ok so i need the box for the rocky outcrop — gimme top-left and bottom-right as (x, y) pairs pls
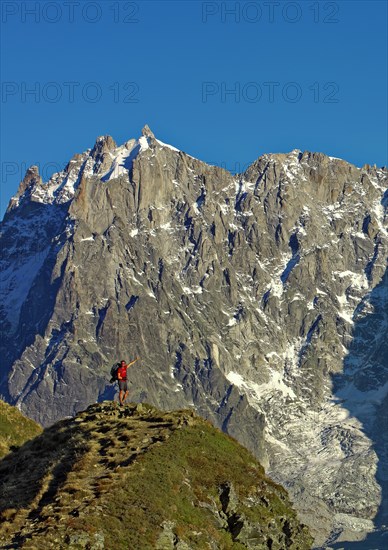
(0, 127), (387, 546)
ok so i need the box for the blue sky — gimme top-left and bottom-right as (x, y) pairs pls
(1, 0), (387, 217)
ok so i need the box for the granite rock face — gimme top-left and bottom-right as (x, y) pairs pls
(1, 127), (387, 547)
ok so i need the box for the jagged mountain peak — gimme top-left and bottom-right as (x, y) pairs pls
(249, 148), (347, 171)
(8, 128), (383, 221)
(90, 134), (117, 157)
(141, 123), (155, 138)
(3, 128), (189, 216)
(19, 164), (43, 192)
(23, 164), (41, 178)
(7, 165), (43, 212)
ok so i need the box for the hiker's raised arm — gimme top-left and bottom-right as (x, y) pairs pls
(128, 357), (139, 367)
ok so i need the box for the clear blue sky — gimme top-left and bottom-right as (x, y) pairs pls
(1, 0), (387, 217)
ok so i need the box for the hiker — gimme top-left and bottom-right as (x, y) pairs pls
(116, 358), (139, 406)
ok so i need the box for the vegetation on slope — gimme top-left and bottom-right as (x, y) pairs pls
(0, 402), (313, 549)
(0, 399), (42, 458)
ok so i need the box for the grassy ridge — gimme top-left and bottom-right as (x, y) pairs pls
(0, 402), (313, 549)
(0, 400), (42, 458)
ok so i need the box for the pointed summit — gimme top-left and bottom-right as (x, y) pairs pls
(23, 164), (40, 180)
(91, 135), (117, 159)
(6, 166), (43, 214)
(18, 165), (42, 195)
(141, 124), (155, 139)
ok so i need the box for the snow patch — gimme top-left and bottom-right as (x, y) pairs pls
(156, 138), (180, 152)
(0, 247), (50, 332)
(139, 136), (150, 152)
(100, 144), (138, 181)
(182, 286), (203, 295)
(226, 369), (296, 400)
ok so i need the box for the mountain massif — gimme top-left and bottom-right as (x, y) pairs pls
(1, 125), (387, 547)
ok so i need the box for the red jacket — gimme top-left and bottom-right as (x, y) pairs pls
(117, 365), (127, 380)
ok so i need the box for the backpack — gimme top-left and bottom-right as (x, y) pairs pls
(110, 363), (120, 383)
